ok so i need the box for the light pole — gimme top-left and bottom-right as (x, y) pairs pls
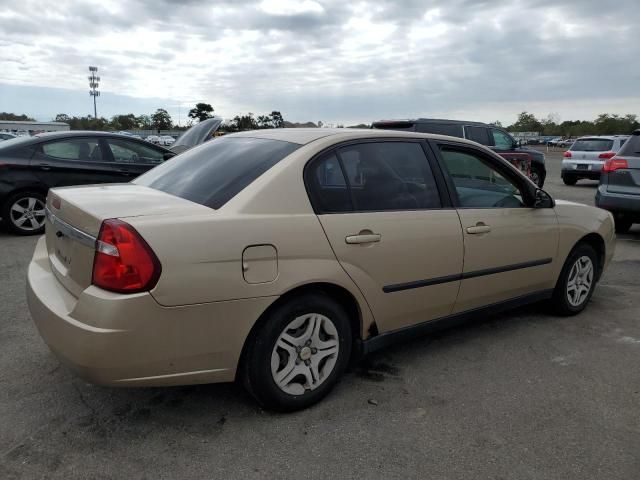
(88, 66), (100, 119)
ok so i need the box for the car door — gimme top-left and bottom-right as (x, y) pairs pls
(431, 140), (558, 313)
(31, 136), (120, 188)
(306, 140), (464, 332)
(102, 137), (166, 179)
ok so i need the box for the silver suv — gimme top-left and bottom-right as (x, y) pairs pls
(562, 135), (628, 185)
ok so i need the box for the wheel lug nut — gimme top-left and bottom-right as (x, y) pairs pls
(311, 348), (317, 354)
(304, 360), (310, 366)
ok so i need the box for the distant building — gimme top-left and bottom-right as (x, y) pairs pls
(0, 120), (70, 135)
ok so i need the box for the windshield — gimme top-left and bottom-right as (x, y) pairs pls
(570, 138), (614, 152)
(134, 136), (300, 209)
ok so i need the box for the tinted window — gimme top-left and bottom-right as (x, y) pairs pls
(465, 126), (490, 145)
(491, 128), (514, 149)
(338, 142), (441, 211)
(415, 123), (463, 137)
(439, 147), (524, 208)
(0, 136), (37, 158)
(134, 137), (299, 209)
(107, 139), (164, 164)
(40, 138), (102, 161)
(617, 134), (640, 157)
(307, 153), (352, 213)
(570, 138), (614, 152)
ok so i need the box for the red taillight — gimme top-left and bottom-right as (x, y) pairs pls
(92, 219), (161, 293)
(602, 157), (629, 173)
(563, 151), (572, 158)
(598, 151), (616, 159)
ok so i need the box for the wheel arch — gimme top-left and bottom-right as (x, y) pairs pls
(576, 232), (606, 281)
(235, 281), (365, 381)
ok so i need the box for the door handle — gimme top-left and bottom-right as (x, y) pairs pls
(466, 223), (491, 234)
(345, 232), (381, 244)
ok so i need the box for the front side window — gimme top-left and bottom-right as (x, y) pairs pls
(107, 139), (164, 164)
(40, 138), (102, 161)
(439, 146), (525, 208)
(491, 129), (514, 150)
(134, 137), (300, 209)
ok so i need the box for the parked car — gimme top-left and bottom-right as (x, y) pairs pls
(170, 116), (223, 154)
(27, 128), (614, 411)
(0, 131), (175, 235)
(558, 138), (576, 148)
(159, 135), (176, 146)
(0, 132), (17, 141)
(145, 135), (161, 144)
(595, 130), (640, 232)
(561, 135), (629, 185)
(372, 118), (547, 187)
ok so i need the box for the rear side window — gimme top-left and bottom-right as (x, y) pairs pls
(617, 134), (640, 157)
(415, 123), (463, 137)
(570, 138), (614, 152)
(306, 141), (441, 213)
(39, 138), (101, 161)
(134, 137), (300, 209)
(465, 126), (490, 145)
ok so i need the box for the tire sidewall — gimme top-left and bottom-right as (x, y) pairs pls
(2, 191), (46, 235)
(553, 244), (598, 315)
(245, 293), (352, 411)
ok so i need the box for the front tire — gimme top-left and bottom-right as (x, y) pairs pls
(550, 244), (598, 316)
(530, 166), (544, 187)
(2, 191), (47, 235)
(242, 293), (352, 412)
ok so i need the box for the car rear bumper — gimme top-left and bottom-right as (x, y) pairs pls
(27, 236), (276, 387)
(596, 187), (640, 218)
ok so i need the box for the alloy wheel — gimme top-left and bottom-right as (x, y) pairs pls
(271, 313), (339, 395)
(10, 196), (46, 232)
(566, 255), (594, 307)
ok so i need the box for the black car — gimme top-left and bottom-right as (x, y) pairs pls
(372, 118), (547, 187)
(595, 129), (640, 233)
(0, 131), (175, 235)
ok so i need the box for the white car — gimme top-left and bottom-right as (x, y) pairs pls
(561, 135), (629, 185)
(159, 135), (175, 146)
(146, 135), (161, 144)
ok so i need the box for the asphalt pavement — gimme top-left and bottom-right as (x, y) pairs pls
(1, 148), (638, 479)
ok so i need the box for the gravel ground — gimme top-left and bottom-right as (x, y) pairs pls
(1, 148), (638, 479)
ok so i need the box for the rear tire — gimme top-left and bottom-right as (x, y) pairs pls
(241, 293), (352, 412)
(550, 243), (598, 316)
(2, 191), (47, 235)
(614, 218), (632, 234)
(530, 166), (544, 187)
(562, 175), (578, 186)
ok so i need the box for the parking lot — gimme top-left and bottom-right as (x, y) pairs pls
(1, 147), (638, 479)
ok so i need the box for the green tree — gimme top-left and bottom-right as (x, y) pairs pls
(0, 112), (35, 121)
(509, 111), (542, 132)
(230, 113), (258, 131)
(110, 113), (137, 131)
(54, 113), (71, 123)
(256, 115), (271, 129)
(151, 108), (172, 130)
(269, 111), (285, 128)
(188, 103), (215, 122)
(135, 114), (152, 129)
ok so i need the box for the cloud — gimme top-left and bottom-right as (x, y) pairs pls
(0, 0), (638, 125)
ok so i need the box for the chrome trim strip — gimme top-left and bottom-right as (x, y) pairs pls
(45, 206), (97, 249)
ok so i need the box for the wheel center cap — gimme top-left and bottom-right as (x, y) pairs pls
(299, 346), (312, 361)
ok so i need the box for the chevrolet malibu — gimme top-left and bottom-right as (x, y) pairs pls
(27, 129), (615, 411)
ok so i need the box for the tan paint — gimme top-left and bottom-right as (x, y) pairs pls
(28, 129), (616, 388)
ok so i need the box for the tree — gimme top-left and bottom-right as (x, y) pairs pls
(269, 111), (285, 128)
(135, 114), (152, 129)
(490, 120), (503, 127)
(110, 113), (137, 131)
(0, 112), (35, 121)
(256, 115), (271, 129)
(188, 103), (214, 122)
(230, 113), (258, 131)
(151, 108), (172, 130)
(509, 111), (542, 132)
(54, 113), (71, 123)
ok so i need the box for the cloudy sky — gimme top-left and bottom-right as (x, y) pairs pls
(1, 0), (639, 126)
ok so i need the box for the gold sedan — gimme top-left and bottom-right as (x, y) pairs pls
(27, 129), (615, 411)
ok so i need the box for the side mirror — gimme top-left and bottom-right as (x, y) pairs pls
(534, 188), (554, 208)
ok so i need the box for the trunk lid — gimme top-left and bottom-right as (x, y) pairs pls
(45, 183), (213, 297)
(606, 155), (640, 195)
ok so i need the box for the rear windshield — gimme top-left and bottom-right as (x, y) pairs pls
(133, 136), (300, 209)
(570, 138), (614, 152)
(616, 134), (640, 157)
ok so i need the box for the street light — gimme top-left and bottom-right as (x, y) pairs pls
(88, 66), (100, 119)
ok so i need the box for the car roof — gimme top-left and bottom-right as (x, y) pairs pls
(230, 127), (482, 146)
(575, 135), (630, 140)
(373, 118), (489, 127)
